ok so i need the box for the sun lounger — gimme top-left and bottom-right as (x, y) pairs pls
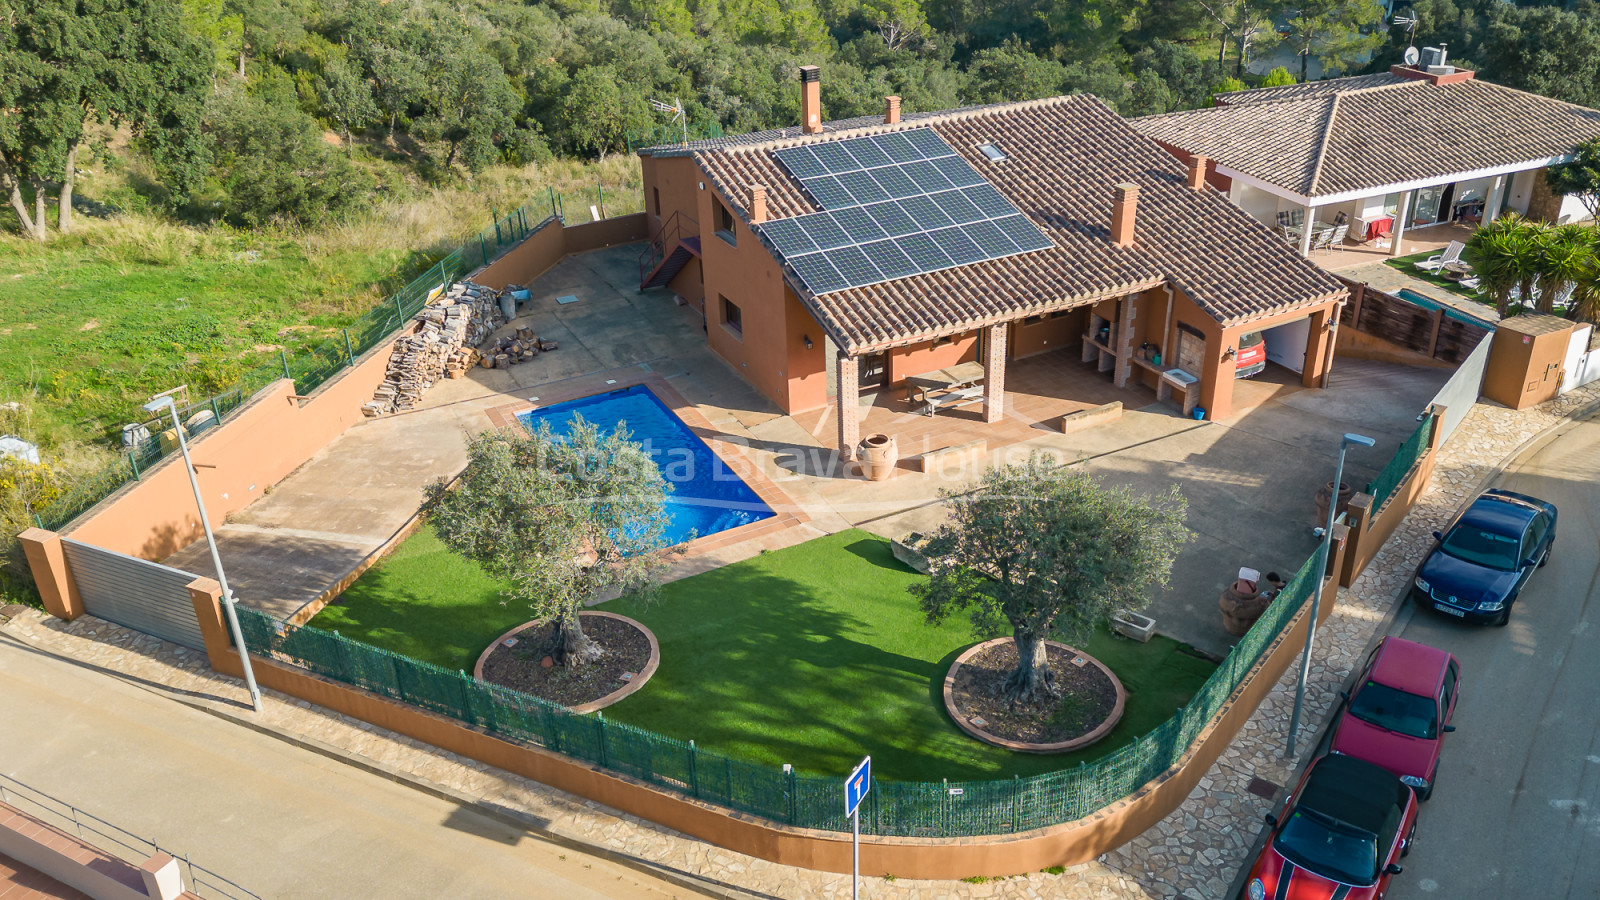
(1415, 241), (1465, 273)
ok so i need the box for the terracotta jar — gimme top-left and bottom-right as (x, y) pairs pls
(1312, 480), (1356, 527)
(859, 433), (898, 481)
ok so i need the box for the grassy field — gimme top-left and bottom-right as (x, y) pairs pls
(0, 156), (643, 452)
(317, 527), (1216, 781)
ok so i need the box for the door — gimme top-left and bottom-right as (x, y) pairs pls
(859, 352), (887, 390)
(1410, 185), (1446, 228)
(1176, 329), (1205, 376)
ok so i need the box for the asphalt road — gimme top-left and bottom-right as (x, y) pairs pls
(1385, 414), (1600, 898)
(0, 635), (711, 900)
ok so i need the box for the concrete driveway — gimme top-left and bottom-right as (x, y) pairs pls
(1382, 414), (1600, 898)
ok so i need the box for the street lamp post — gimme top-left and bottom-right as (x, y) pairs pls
(1286, 431), (1375, 757)
(144, 396), (263, 713)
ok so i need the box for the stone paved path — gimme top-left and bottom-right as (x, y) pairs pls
(6, 384), (1596, 899)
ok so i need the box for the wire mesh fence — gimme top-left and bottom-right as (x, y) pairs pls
(235, 543), (1326, 838)
(33, 188), (631, 533)
(0, 773), (261, 900)
(1367, 414), (1437, 511)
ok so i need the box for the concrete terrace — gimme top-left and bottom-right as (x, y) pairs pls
(169, 241), (1451, 657)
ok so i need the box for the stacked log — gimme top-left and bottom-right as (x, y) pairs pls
(364, 282), (510, 416)
(479, 326), (557, 368)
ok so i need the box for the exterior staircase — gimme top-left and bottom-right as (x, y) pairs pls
(639, 212), (701, 290)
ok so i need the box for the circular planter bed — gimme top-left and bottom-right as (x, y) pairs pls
(474, 611), (659, 714)
(943, 637), (1126, 753)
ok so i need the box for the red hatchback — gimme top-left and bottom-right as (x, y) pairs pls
(1329, 637), (1460, 801)
(1244, 754), (1418, 900)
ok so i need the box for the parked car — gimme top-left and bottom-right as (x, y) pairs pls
(1235, 331), (1266, 378)
(1329, 637), (1460, 801)
(1243, 754), (1417, 900)
(1410, 489), (1557, 626)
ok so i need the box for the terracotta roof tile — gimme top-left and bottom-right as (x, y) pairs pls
(1134, 74), (1600, 198)
(693, 95), (1343, 354)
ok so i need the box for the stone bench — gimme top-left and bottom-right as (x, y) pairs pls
(913, 438), (988, 474)
(1058, 401), (1123, 434)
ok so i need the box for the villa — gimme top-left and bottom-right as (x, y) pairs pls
(1133, 50), (1600, 258)
(636, 67), (1346, 456)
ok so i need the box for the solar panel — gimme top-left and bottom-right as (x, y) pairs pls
(859, 239), (920, 280)
(903, 128), (956, 159)
(837, 170), (890, 205)
(927, 227), (987, 266)
(760, 217), (818, 256)
(932, 190), (986, 225)
(762, 127), (1053, 294)
(830, 207), (887, 244)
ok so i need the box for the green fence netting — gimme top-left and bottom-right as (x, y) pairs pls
(233, 543), (1327, 838)
(34, 192), (615, 533)
(1366, 414), (1436, 511)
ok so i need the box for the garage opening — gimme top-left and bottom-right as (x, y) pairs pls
(1260, 316), (1312, 375)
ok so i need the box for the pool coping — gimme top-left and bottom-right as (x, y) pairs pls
(483, 372), (810, 560)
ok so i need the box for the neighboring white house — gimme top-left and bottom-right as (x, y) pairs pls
(1133, 51), (1600, 257)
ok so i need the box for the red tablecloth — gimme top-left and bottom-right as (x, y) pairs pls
(1364, 216), (1394, 241)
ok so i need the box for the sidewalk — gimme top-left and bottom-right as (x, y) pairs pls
(6, 383), (1596, 899)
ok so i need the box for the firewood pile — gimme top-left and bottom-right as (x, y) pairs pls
(364, 282), (528, 416)
(477, 327), (558, 371)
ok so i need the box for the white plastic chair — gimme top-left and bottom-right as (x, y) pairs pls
(1415, 241), (1465, 273)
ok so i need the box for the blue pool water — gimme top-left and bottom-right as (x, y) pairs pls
(516, 385), (775, 545)
(1396, 289), (1496, 329)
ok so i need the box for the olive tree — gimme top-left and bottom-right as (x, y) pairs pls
(425, 418), (675, 667)
(911, 454), (1189, 709)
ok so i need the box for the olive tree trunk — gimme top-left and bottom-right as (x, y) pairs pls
(1003, 629), (1059, 709)
(57, 144), (77, 234)
(547, 611), (604, 668)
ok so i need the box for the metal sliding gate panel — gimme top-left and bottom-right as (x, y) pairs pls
(60, 540), (206, 651)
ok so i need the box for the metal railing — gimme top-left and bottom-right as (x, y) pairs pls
(33, 186), (641, 534)
(235, 544), (1327, 838)
(0, 773), (261, 900)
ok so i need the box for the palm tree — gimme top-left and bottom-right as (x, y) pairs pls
(1535, 224), (1592, 315)
(1466, 216), (1543, 317)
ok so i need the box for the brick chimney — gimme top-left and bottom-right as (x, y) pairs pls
(748, 184), (768, 224)
(1111, 183), (1139, 248)
(799, 65), (823, 134)
(1186, 154), (1208, 191)
(884, 95), (902, 125)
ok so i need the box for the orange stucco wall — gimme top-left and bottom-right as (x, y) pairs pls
(474, 214), (649, 291)
(642, 155), (704, 240)
(64, 336), (402, 561)
(886, 335), (979, 384)
(1011, 309), (1086, 359)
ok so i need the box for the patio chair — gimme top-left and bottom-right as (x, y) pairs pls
(1274, 210), (1304, 229)
(1332, 211), (1349, 226)
(1313, 223), (1349, 253)
(1415, 241), (1465, 273)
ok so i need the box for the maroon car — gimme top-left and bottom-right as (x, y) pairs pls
(1329, 637), (1460, 801)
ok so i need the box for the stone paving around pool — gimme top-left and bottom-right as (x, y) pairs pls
(9, 380), (1596, 899)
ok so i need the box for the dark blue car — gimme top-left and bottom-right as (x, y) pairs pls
(1410, 489), (1557, 626)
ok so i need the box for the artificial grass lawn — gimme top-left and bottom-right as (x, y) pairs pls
(1382, 249), (1498, 310)
(318, 527), (1216, 782)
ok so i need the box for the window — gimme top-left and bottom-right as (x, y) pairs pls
(1439, 662), (1459, 720)
(653, 187), (661, 217)
(716, 201), (737, 245)
(1523, 513), (1550, 563)
(977, 143), (1006, 162)
(721, 295), (742, 336)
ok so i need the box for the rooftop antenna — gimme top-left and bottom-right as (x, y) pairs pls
(650, 97), (688, 146)
(1392, 10), (1420, 54)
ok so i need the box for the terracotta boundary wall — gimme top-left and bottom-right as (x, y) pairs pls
(178, 536), (1348, 880)
(1338, 405), (1446, 587)
(473, 213), (650, 291)
(0, 801), (193, 900)
(59, 330), (406, 562)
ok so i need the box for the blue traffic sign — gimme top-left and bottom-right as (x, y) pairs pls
(845, 756), (871, 818)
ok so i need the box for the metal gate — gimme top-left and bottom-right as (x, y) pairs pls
(61, 540), (205, 650)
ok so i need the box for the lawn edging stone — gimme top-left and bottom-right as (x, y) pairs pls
(943, 638), (1127, 754)
(474, 611), (660, 714)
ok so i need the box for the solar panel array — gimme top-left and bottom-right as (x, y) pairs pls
(759, 129), (1053, 295)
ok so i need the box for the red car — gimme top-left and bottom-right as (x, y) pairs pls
(1244, 754), (1417, 900)
(1329, 637), (1460, 801)
(1235, 331), (1267, 378)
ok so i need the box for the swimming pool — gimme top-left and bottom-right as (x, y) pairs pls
(517, 385), (775, 545)
(1396, 289), (1497, 329)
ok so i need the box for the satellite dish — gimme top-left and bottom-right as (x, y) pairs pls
(1404, 46), (1421, 66)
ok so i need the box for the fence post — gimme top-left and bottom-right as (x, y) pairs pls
(280, 350), (290, 380)
(210, 396), (221, 423)
(595, 714), (609, 768)
(128, 449), (141, 481)
(343, 329), (356, 366)
(785, 764), (797, 824)
(549, 186), (556, 219)
(495, 217), (503, 246)
(688, 740), (699, 798)
(597, 181), (606, 219)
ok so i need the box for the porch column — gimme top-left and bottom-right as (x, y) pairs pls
(1304, 306), (1337, 389)
(983, 323), (1007, 424)
(837, 352), (860, 460)
(1112, 295), (1137, 387)
(1298, 203), (1316, 257)
(1485, 174), (1508, 222)
(1389, 191), (1413, 258)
